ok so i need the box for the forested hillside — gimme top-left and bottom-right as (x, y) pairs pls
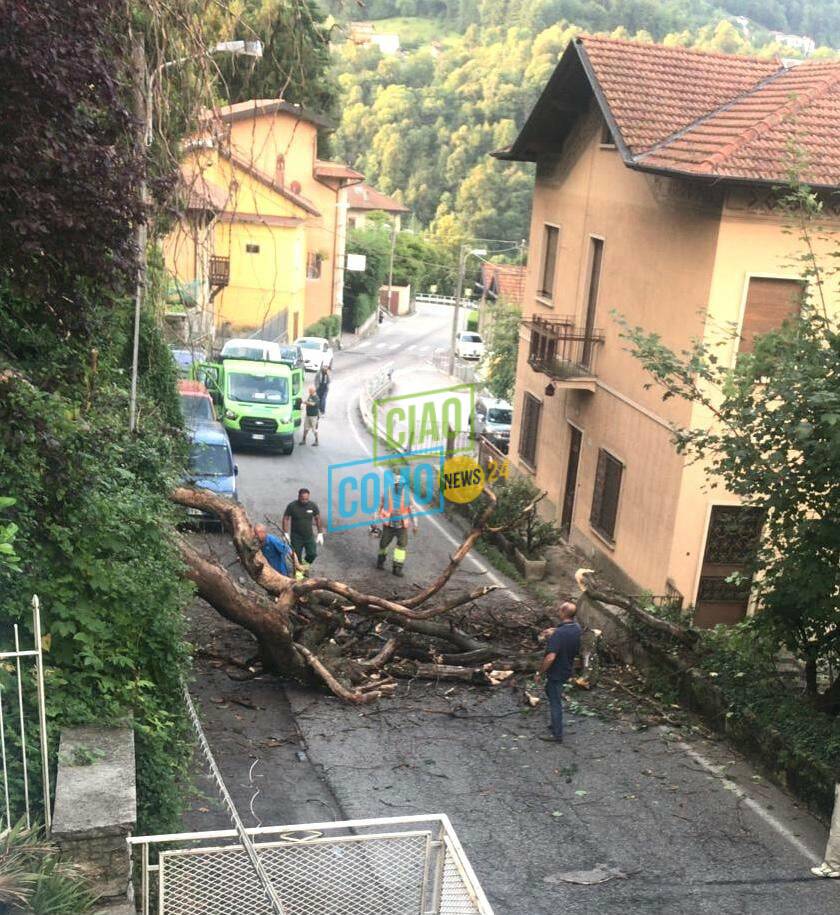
(328, 1), (837, 245)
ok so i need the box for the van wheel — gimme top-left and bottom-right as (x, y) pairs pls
(282, 442), (294, 455)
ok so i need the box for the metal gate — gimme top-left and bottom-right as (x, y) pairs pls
(0, 595), (51, 834)
(129, 814), (494, 915)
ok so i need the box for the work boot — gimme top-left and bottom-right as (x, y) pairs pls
(392, 563), (404, 577)
(376, 554), (386, 570)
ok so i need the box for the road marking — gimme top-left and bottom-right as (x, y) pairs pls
(345, 389), (512, 594)
(375, 342), (389, 350)
(675, 738), (821, 862)
(406, 344), (417, 352)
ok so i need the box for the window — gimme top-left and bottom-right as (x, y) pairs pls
(538, 225), (559, 300)
(739, 278), (803, 353)
(590, 448), (623, 542)
(245, 243), (260, 254)
(307, 252), (322, 279)
(518, 393), (542, 468)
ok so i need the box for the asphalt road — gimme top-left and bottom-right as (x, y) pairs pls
(182, 304), (837, 915)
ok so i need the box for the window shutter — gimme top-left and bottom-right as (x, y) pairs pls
(739, 278), (803, 353)
(590, 449), (623, 541)
(518, 394), (542, 467)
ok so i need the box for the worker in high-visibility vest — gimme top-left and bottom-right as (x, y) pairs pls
(376, 474), (418, 576)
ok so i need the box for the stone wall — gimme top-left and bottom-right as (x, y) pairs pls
(51, 725), (136, 900)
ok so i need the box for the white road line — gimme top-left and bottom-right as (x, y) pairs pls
(406, 344), (417, 352)
(375, 342), (389, 350)
(345, 391), (513, 594)
(675, 738), (821, 862)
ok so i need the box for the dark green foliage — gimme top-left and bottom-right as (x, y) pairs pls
(304, 315), (341, 338)
(482, 299), (521, 401)
(345, 226), (391, 328)
(480, 476), (561, 559)
(0, 328), (191, 832)
(0, 0), (143, 342)
(217, 0), (338, 118)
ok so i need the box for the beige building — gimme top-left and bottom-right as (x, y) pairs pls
(347, 182), (410, 231)
(497, 37), (840, 625)
(166, 100), (363, 344)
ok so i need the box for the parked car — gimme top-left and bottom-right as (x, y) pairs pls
(170, 346), (201, 377)
(278, 343), (304, 368)
(220, 338), (286, 362)
(178, 379), (216, 427)
(475, 396), (512, 453)
(183, 422), (238, 528)
(455, 331), (485, 361)
(293, 336), (334, 372)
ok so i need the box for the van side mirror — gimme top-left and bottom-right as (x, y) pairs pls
(294, 398), (302, 410)
(234, 465), (239, 476)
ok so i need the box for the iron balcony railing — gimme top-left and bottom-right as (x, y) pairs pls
(209, 255), (230, 288)
(525, 314), (604, 379)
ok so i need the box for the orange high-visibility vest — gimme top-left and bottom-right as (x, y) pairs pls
(379, 486), (412, 528)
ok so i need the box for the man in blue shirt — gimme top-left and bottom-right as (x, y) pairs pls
(254, 524), (294, 577)
(535, 601), (581, 742)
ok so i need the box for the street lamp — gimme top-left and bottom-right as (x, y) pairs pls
(129, 38), (263, 433)
(448, 246), (486, 375)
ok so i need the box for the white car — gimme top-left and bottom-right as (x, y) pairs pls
(455, 331), (485, 361)
(294, 336), (334, 372)
(220, 338), (286, 362)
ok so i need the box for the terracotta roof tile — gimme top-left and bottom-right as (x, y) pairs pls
(579, 36), (779, 154)
(347, 182), (410, 213)
(638, 62), (840, 185)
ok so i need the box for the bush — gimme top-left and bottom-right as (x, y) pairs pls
(0, 290), (191, 835)
(478, 476), (561, 559)
(303, 314), (340, 339)
(466, 310), (479, 332)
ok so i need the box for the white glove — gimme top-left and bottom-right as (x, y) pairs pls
(316, 532), (324, 546)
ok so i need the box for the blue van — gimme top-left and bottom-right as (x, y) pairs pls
(183, 422), (238, 528)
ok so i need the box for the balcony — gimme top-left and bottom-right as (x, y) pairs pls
(209, 255), (230, 288)
(525, 314), (604, 392)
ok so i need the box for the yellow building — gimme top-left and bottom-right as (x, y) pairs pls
(165, 100), (362, 345)
(497, 37), (840, 625)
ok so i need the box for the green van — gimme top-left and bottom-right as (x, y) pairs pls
(193, 358), (303, 454)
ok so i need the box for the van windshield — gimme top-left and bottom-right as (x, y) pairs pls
(223, 346), (265, 361)
(189, 442), (233, 477)
(228, 372), (288, 404)
(488, 408), (512, 424)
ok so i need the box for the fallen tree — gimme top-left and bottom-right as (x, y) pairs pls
(172, 486), (548, 703)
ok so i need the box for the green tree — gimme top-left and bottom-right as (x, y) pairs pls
(215, 0), (338, 116)
(344, 225), (391, 327)
(482, 299), (521, 400)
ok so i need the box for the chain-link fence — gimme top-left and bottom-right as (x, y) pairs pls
(129, 815), (493, 915)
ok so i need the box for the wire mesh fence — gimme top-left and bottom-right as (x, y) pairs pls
(130, 815), (494, 915)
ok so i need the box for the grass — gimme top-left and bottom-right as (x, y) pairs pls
(360, 16), (459, 49)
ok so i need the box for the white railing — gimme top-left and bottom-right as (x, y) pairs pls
(0, 596), (51, 833)
(128, 814), (494, 915)
(414, 294), (473, 309)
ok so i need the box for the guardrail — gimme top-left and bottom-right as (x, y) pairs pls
(414, 294), (474, 309)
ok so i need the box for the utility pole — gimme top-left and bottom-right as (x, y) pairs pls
(448, 244), (467, 376)
(384, 217), (397, 320)
(129, 33), (148, 434)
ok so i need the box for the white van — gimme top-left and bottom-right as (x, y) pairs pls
(475, 396), (512, 447)
(220, 338), (286, 362)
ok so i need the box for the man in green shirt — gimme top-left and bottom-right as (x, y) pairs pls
(282, 488), (324, 566)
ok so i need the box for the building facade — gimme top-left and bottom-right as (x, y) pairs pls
(165, 100), (362, 345)
(498, 37), (840, 625)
